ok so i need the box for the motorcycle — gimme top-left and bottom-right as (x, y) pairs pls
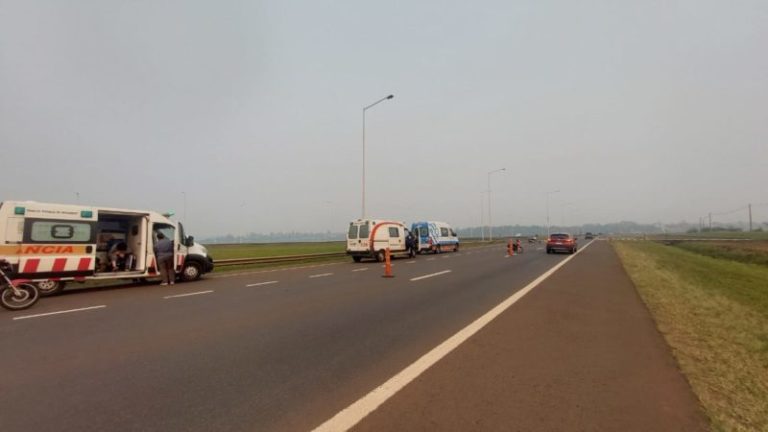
(0, 259), (39, 311)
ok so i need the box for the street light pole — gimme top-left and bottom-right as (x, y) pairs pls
(487, 168), (505, 241)
(362, 94), (394, 219)
(546, 189), (560, 237)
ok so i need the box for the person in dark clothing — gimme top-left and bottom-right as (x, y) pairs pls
(405, 230), (416, 258)
(153, 232), (175, 285)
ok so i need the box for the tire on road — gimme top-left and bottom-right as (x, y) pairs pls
(36, 280), (65, 297)
(181, 261), (202, 282)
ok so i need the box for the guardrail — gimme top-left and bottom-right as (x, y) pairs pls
(211, 240), (507, 268)
(213, 252), (348, 267)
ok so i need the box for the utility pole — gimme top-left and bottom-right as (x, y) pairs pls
(699, 216), (702, 233)
(749, 203), (753, 232)
(708, 212), (712, 231)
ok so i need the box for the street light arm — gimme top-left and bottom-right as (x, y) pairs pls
(363, 94), (395, 111)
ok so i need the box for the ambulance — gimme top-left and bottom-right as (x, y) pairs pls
(346, 218), (411, 262)
(410, 221), (459, 253)
(0, 201), (214, 296)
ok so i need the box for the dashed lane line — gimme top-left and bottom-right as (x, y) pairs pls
(246, 281), (279, 287)
(12, 305), (107, 321)
(410, 270), (452, 282)
(163, 290), (214, 299)
(352, 268), (369, 272)
(309, 273), (334, 279)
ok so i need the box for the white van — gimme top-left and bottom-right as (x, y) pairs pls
(346, 218), (411, 262)
(0, 201), (213, 295)
(410, 221), (459, 253)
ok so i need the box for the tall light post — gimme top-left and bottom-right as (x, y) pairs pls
(361, 94), (394, 219)
(487, 168), (505, 241)
(545, 189), (560, 237)
(181, 192), (187, 223)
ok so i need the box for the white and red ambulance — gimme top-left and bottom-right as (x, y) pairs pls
(346, 218), (411, 262)
(0, 201), (213, 295)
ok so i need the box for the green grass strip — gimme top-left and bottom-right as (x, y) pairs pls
(614, 241), (768, 432)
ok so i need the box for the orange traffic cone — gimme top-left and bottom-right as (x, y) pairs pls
(507, 239), (514, 256)
(383, 248), (394, 278)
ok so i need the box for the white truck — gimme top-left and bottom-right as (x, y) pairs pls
(0, 201), (213, 295)
(346, 218), (412, 262)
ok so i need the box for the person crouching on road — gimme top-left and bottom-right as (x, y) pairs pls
(154, 232), (175, 286)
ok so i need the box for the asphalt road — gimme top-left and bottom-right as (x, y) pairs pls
(0, 241), (706, 431)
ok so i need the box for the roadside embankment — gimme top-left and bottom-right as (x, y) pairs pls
(614, 240), (768, 432)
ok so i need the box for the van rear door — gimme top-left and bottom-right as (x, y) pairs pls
(18, 218), (96, 279)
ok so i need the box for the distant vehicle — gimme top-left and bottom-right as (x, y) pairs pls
(546, 233), (578, 254)
(0, 200), (213, 296)
(410, 221), (459, 253)
(528, 235), (538, 244)
(347, 218), (410, 262)
(585, 232), (595, 240)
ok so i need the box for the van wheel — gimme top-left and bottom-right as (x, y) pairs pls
(353, 256), (362, 263)
(181, 261), (202, 281)
(36, 280), (65, 297)
(436, 245), (442, 254)
(376, 250), (385, 262)
(454, 244), (459, 252)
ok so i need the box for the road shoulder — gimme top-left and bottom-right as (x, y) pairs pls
(352, 241), (709, 431)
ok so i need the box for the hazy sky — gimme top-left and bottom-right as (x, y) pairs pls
(1, 0), (766, 236)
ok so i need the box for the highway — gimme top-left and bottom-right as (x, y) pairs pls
(0, 241), (707, 431)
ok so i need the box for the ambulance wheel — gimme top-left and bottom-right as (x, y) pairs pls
(36, 280), (65, 297)
(454, 244), (459, 252)
(436, 245), (442, 254)
(181, 261), (202, 281)
(353, 256), (362, 263)
(375, 250), (385, 262)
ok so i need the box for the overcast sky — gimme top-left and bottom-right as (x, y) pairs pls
(1, 0), (766, 237)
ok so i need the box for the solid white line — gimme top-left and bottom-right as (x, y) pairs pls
(163, 290), (214, 299)
(352, 268), (369, 272)
(12, 305), (107, 320)
(405, 261), (416, 264)
(246, 281), (278, 287)
(410, 270), (452, 281)
(312, 241), (593, 432)
(309, 272), (333, 278)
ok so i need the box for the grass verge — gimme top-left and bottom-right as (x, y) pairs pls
(613, 241), (768, 432)
(671, 241), (768, 267)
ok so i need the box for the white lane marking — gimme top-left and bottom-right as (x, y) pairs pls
(312, 241), (593, 432)
(352, 268), (369, 272)
(12, 305), (106, 321)
(442, 255), (450, 259)
(405, 261), (416, 264)
(309, 272), (334, 278)
(410, 270), (452, 281)
(164, 290), (214, 299)
(246, 281), (278, 287)
(426, 258), (436, 261)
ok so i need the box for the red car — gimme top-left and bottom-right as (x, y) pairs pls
(546, 233), (577, 254)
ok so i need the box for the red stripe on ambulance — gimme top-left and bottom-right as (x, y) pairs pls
(77, 257), (91, 271)
(52, 258), (67, 272)
(23, 259), (40, 273)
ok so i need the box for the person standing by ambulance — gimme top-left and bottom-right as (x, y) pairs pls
(154, 232), (175, 285)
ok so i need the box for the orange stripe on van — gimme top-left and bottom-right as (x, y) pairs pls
(0, 244), (89, 256)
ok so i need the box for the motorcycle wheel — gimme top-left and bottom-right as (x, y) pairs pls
(1, 284), (40, 311)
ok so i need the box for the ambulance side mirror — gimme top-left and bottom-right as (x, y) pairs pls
(186, 236), (195, 247)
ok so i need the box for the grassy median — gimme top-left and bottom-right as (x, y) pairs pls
(613, 241), (768, 432)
